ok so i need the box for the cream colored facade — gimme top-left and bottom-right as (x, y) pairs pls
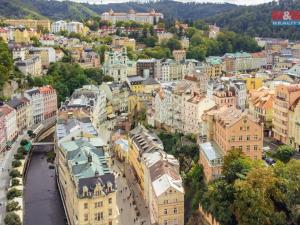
(289, 99), (300, 152)
(112, 36), (136, 50)
(129, 126), (184, 225)
(172, 50), (186, 62)
(248, 87), (274, 131)
(15, 56), (42, 76)
(5, 19), (51, 31)
(182, 94), (216, 134)
(57, 139), (117, 225)
(143, 155), (184, 225)
(273, 84), (300, 144)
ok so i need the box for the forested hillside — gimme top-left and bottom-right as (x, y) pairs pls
(0, 0), (236, 21)
(206, 0), (300, 40)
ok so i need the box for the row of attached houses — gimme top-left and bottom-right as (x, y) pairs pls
(127, 125), (185, 225)
(0, 85), (57, 151)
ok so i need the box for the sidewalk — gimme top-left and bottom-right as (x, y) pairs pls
(114, 159), (151, 225)
(0, 134), (24, 225)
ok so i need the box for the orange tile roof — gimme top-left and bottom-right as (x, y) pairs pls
(39, 85), (54, 93)
(0, 105), (14, 115)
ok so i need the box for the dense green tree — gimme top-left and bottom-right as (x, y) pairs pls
(187, 45), (207, 61)
(6, 201), (21, 212)
(165, 38), (182, 51)
(234, 167), (286, 225)
(202, 179), (236, 225)
(143, 36), (157, 48)
(9, 170), (21, 178)
(222, 149), (253, 183)
(275, 160), (300, 224)
(0, 39), (13, 88)
(273, 145), (295, 163)
(102, 75), (114, 82)
(4, 212), (21, 225)
(11, 179), (20, 187)
(84, 68), (103, 85)
(11, 160), (22, 168)
(20, 139), (29, 146)
(194, 19), (209, 31)
(30, 36), (41, 47)
(185, 164), (206, 210)
(7, 189), (22, 200)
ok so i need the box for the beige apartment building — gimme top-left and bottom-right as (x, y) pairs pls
(128, 125), (164, 191)
(112, 36), (136, 50)
(8, 96), (31, 133)
(213, 89), (236, 108)
(15, 56), (42, 76)
(248, 87), (274, 133)
(144, 157), (184, 225)
(289, 98), (300, 152)
(129, 126), (185, 225)
(5, 19), (51, 31)
(273, 84), (300, 144)
(172, 50), (186, 62)
(57, 139), (117, 225)
(182, 93), (215, 134)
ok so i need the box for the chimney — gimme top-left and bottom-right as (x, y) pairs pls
(88, 154), (92, 163)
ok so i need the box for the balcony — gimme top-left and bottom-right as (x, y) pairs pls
(273, 119), (288, 130)
(273, 102), (289, 113)
(273, 112), (288, 122)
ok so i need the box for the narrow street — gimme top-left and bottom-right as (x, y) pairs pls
(98, 121), (151, 225)
(112, 160), (151, 225)
(0, 134), (25, 225)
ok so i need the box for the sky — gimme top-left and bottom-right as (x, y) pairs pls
(63, 0), (276, 6)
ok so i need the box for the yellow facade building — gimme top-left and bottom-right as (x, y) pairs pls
(57, 139), (117, 225)
(248, 87), (275, 132)
(242, 76), (264, 92)
(14, 28), (30, 43)
(112, 36), (136, 50)
(128, 125), (164, 191)
(5, 19), (51, 31)
(129, 125), (185, 225)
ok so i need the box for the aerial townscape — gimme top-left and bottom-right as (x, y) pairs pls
(0, 0), (300, 225)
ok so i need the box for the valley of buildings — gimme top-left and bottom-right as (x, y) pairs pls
(1, 10), (300, 225)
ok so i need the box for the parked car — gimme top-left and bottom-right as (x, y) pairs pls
(265, 157), (276, 165)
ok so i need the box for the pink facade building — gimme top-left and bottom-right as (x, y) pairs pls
(0, 112), (6, 152)
(213, 89), (236, 108)
(39, 85), (57, 119)
(0, 104), (17, 142)
(199, 106), (263, 182)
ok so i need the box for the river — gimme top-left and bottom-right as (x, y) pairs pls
(24, 135), (66, 225)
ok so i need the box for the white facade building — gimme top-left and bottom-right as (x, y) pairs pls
(51, 20), (67, 33)
(0, 105), (17, 142)
(24, 88), (44, 124)
(101, 9), (163, 25)
(51, 21), (83, 34)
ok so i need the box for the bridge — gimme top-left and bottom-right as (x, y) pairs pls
(30, 117), (56, 148)
(31, 142), (54, 146)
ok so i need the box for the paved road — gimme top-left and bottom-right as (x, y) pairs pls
(0, 134), (24, 225)
(97, 120), (151, 225)
(112, 160), (151, 225)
